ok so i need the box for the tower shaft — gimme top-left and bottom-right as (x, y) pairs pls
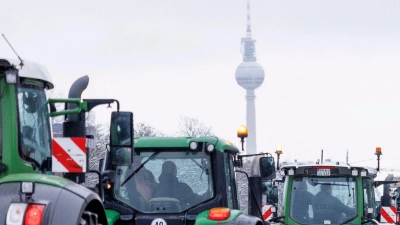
(246, 89), (257, 155)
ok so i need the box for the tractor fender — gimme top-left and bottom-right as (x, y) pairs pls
(0, 179), (107, 225)
(50, 181), (107, 224)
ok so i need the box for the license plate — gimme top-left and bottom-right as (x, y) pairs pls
(317, 169), (330, 176)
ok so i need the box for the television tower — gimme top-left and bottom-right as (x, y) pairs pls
(235, 0), (265, 155)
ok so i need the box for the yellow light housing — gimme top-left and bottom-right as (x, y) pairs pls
(237, 125), (248, 138)
(375, 147), (382, 155)
(275, 145), (283, 154)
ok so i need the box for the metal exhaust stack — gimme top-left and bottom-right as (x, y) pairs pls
(63, 75), (89, 137)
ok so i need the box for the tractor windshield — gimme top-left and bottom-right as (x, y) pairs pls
(290, 177), (357, 224)
(17, 81), (52, 169)
(114, 150), (214, 213)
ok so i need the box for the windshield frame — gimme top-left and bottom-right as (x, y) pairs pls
(17, 79), (52, 169)
(289, 176), (358, 225)
(113, 149), (214, 213)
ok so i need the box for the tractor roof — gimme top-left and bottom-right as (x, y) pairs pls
(280, 161), (377, 177)
(0, 58), (54, 89)
(134, 136), (240, 153)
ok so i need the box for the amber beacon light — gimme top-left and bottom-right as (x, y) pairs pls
(237, 125), (248, 151)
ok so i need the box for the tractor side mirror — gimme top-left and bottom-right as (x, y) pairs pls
(268, 186), (279, 204)
(260, 156), (276, 180)
(262, 181), (278, 204)
(110, 111), (134, 166)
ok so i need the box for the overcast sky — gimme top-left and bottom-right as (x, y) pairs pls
(2, 0), (400, 171)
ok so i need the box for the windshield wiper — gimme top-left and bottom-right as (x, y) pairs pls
(315, 182), (349, 187)
(121, 152), (160, 186)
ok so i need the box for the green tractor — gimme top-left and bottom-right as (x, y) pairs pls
(267, 147), (399, 225)
(0, 58), (133, 225)
(100, 125), (277, 225)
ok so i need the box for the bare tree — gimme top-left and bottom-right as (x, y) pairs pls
(177, 116), (214, 137)
(134, 122), (164, 137)
(89, 122), (109, 169)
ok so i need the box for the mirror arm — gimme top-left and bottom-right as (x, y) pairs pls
(273, 179), (285, 186)
(84, 99), (120, 112)
(238, 152), (273, 159)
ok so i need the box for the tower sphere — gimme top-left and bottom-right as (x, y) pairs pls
(235, 61), (265, 90)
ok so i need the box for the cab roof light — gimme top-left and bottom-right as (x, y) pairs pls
(5, 67), (18, 84)
(206, 143), (215, 152)
(361, 170), (367, 177)
(208, 207), (231, 221)
(288, 168), (295, 176)
(352, 169), (358, 176)
(24, 204), (45, 225)
(6, 203), (28, 225)
(189, 141), (198, 150)
(280, 170), (285, 176)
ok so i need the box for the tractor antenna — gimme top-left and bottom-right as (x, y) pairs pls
(2, 34), (24, 68)
(321, 149), (324, 164)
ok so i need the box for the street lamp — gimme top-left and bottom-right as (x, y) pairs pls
(275, 145), (283, 170)
(237, 125), (248, 151)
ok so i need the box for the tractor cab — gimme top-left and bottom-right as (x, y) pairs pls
(0, 58), (55, 176)
(102, 135), (276, 225)
(268, 148), (394, 225)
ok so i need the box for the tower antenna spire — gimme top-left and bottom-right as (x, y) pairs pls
(241, 0), (256, 62)
(246, 0), (252, 39)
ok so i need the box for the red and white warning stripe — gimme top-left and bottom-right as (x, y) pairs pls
(262, 205), (273, 221)
(381, 206), (397, 223)
(52, 137), (87, 173)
